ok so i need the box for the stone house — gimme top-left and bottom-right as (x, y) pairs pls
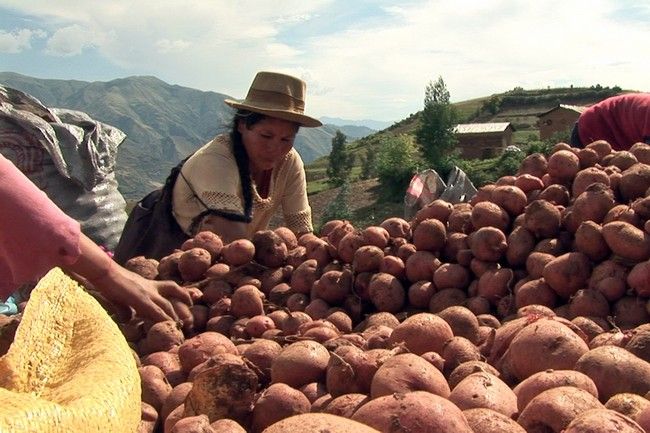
(453, 122), (515, 159)
(538, 104), (587, 140)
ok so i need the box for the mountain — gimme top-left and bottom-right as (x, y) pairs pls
(320, 116), (393, 131)
(0, 72), (378, 199)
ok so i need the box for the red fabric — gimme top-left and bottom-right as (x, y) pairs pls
(0, 153), (81, 300)
(578, 93), (650, 151)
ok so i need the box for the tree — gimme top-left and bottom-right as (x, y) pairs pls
(415, 76), (458, 176)
(376, 134), (420, 202)
(319, 179), (352, 227)
(326, 130), (354, 186)
(359, 148), (377, 180)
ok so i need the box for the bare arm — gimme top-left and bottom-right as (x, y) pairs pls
(64, 234), (191, 322)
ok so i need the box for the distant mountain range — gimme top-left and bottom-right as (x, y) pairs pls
(0, 72), (380, 199)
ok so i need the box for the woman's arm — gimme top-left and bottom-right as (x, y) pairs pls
(65, 233), (191, 322)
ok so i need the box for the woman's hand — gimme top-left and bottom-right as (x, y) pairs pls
(90, 265), (191, 323)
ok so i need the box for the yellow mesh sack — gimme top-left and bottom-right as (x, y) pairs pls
(0, 268), (141, 433)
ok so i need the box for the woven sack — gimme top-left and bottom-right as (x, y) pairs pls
(0, 267), (140, 433)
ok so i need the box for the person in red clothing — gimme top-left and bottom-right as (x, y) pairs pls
(0, 153), (190, 323)
(571, 92), (650, 150)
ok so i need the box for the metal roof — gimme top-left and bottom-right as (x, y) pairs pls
(453, 122), (513, 134)
(539, 104), (588, 116)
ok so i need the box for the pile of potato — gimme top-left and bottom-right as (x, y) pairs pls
(125, 140), (650, 433)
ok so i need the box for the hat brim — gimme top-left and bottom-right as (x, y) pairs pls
(225, 99), (322, 128)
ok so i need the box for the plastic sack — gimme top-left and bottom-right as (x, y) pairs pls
(0, 268), (141, 433)
(404, 167), (477, 219)
(0, 85), (127, 250)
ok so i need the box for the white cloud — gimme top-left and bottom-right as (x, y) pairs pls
(2, 0), (649, 120)
(0, 28), (45, 53)
(156, 39), (191, 54)
(44, 24), (106, 56)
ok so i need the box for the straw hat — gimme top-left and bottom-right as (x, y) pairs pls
(225, 71), (322, 127)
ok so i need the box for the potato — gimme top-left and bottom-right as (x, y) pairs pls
(513, 369), (598, 412)
(323, 393), (369, 418)
(602, 221), (650, 262)
(448, 361), (501, 390)
(463, 408), (526, 433)
(139, 365), (173, 412)
(138, 401), (158, 433)
(177, 331), (238, 374)
(352, 391), (473, 433)
(251, 382), (311, 433)
(405, 250), (440, 282)
(506, 226), (536, 267)
(160, 382), (193, 425)
(221, 239), (255, 267)
(210, 419), (247, 433)
(449, 372), (517, 417)
(230, 284), (264, 318)
(605, 393), (650, 420)
(504, 318), (589, 381)
(477, 268), (514, 306)
(352, 245), (384, 273)
(370, 353), (450, 399)
(387, 312), (453, 355)
(518, 153), (548, 178)
(429, 288), (467, 313)
(468, 226), (507, 262)
(574, 221), (610, 262)
(271, 340), (330, 388)
(142, 351), (186, 387)
(125, 256), (159, 280)
(379, 217), (411, 239)
(572, 166), (610, 197)
(433, 263), (471, 290)
(412, 218), (447, 252)
(515, 278), (557, 310)
(548, 149), (580, 181)
(367, 272), (405, 313)
(620, 163), (650, 201)
(436, 306), (480, 344)
(145, 320), (185, 353)
(442, 336), (482, 375)
(471, 201), (510, 231)
(524, 199), (562, 238)
(542, 252), (592, 299)
(575, 345), (650, 401)
(262, 413), (381, 433)
(170, 415), (214, 433)
(517, 386), (605, 433)
(563, 408), (645, 433)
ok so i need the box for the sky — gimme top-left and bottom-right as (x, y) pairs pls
(0, 0), (649, 124)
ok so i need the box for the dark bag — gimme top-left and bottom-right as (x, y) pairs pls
(113, 160), (190, 264)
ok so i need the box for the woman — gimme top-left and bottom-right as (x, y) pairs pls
(115, 71), (321, 262)
(0, 153), (190, 323)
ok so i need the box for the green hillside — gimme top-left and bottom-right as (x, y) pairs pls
(305, 84), (626, 194)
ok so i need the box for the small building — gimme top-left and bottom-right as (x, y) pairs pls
(538, 104), (587, 140)
(453, 122), (515, 159)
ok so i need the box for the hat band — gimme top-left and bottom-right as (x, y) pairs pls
(244, 88), (305, 113)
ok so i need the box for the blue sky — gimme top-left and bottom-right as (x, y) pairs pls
(0, 0), (648, 123)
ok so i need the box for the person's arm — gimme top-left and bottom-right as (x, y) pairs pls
(0, 153), (188, 322)
(65, 233), (191, 322)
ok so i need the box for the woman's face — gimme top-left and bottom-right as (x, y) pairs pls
(238, 116), (299, 172)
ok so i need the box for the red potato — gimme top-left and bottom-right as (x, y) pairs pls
(471, 201), (510, 231)
(447, 206), (474, 234)
(323, 393), (369, 418)
(370, 352), (450, 399)
(463, 408), (526, 433)
(539, 183), (570, 206)
(564, 183), (616, 233)
(177, 331), (238, 374)
(412, 218), (447, 252)
(336, 231), (366, 264)
(525, 252), (555, 279)
(139, 365), (172, 412)
(379, 255), (405, 279)
(620, 163), (650, 201)
(491, 185), (528, 216)
(442, 336), (482, 374)
(251, 383), (311, 433)
(221, 239), (255, 267)
(515, 174), (545, 192)
(517, 386), (605, 433)
(141, 351), (186, 387)
(574, 221), (610, 262)
(271, 340), (330, 388)
(352, 391), (473, 433)
(412, 199), (454, 226)
(604, 204), (642, 227)
(524, 199), (562, 238)
(575, 345), (650, 401)
(379, 217), (411, 239)
(361, 225), (390, 248)
(602, 221), (650, 262)
(548, 149), (580, 181)
(230, 285), (264, 318)
(436, 305), (481, 345)
(447, 361), (501, 390)
(468, 226), (507, 262)
(477, 268), (514, 306)
(513, 369), (598, 412)
(542, 252), (592, 299)
(568, 289), (610, 319)
(290, 259), (320, 295)
(352, 245), (384, 273)
(449, 372), (517, 418)
(144, 320), (184, 353)
(605, 393), (650, 420)
(387, 312), (454, 355)
(178, 247), (212, 282)
(429, 288), (468, 313)
(518, 153), (548, 178)
(252, 230), (288, 268)
(404, 250), (440, 282)
(503, 318), (589, 381)
(262, 413), (381, 433)
(314, 269), (352, 304)
(160, 382), (193, 424)
(367, 272), (405, 313)
(572, 166), (610, 197)
(514, 278), (557, 310)
(564, 409), (645, 433)
(125, 256), (159, 280)
(506, 226), (536, 267)
(433, 263), (471, 290)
